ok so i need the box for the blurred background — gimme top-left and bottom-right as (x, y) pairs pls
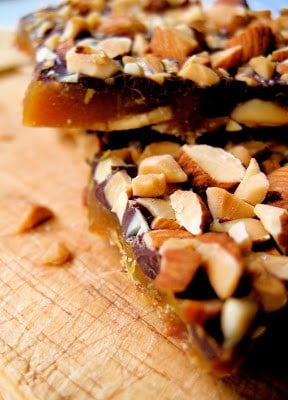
(0, 0), (286, 27)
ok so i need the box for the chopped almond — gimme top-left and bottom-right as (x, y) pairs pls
(150, 26), (198, 61)
(143, 229), (194, 250)
(154, 246), (201, 292)
(234, 158), (269, 205)
(138, 154), (187, 183)
(206, 187), (255, 221)
(254, 204), (288, 254)
(178, 144), (245, 190)
(192, 232), (244, 299)
(170, 189), (211, 235)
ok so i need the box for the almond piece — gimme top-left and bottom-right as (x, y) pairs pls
(125, 206), (149, 237)
(150, 26), (198, 61)
(104, 170), (132, 222)
(192, 232), (244, 299)
(225, 22), (274, 63)
(97, 14), (146, 36)
(178, 299), (222, 325)
(151, 217), (183, 230)
(137, 141), (181, 164)
(221, 298), (258, 348)
(17, 204), (54, 233)
(228, 145), (251, 167)
(170, 189), (211, 235)
(267, 165), (288, 201)
(252, 274), (287, 312)
(254, 204), (288, 254)
(221, 218), (270, 243)
(225, 220), (252, 252)
(178, 61), (220, 87)
(234, 158), (269, 205)
(178, 144), (245, 190)
(66, 46), (120, 79)
(94, 155), (127, 184)
(61, 16), (90, 42)
(40, 242), (72, 266)
(207, 187), (255, 221)
(96, 37), (132, 58)
(154, 246), (202, 292)
(210, 45), (242, 70)
(138, 154), (187, 183)
(136, 197), (175, 219)
(271, 46), (288, 61)
(251, 253), (288, 280)
(143, 229), (195, 250)
(248, 55), (275, 80)
(231, 99), (288, 127)
(132, 173), (166, 197)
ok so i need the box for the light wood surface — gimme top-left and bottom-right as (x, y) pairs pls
(0, 63), (288, 400)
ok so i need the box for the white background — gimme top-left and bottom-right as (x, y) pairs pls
(0, 0), (286, 27)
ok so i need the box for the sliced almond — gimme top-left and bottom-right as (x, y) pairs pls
(154, 246), (202, 292)
(234, 158), (269, 205)
(206, 187), (255, 221)
(192, 232), (244, 299)
(231, 99), (288, 127)
(254, 204), (288, 254)
(221, 298), (258, 348)
(170, 189), (211, 235)
(138, 154), (187, 183)
(143, 229), (194, 250)
(178, 144), (245, 190)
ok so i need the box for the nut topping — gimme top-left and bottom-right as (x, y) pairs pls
(178, 144), (245, 190)
(139, 154), (187, 183)
(170, 189), (211, 235)
(206, 187), (255, 221)
(221, 298), (258, 348)
(66, 46), (121, 79)
(192, 232), (244, 299)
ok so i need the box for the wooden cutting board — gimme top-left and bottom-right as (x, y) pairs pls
(0, 61), (288, 400)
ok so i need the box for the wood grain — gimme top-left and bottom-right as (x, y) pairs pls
(0, 65), (288, 400)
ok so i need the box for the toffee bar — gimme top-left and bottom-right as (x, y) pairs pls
(17, 0), (288, 138)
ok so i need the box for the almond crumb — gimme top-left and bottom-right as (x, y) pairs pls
(17, 203), (54, 233)
(40, 242), (72, 266)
